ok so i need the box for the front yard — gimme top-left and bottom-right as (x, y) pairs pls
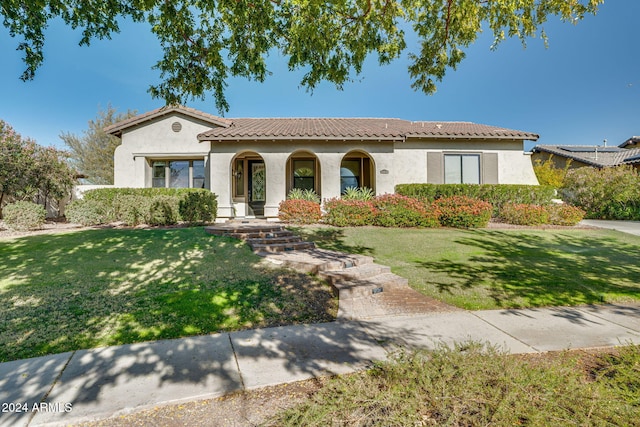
(3, 224), (640, 362)
(0, 227), (337, 362)
(295, 226), (640, 310)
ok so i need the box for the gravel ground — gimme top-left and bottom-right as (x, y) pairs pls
(75, 379), (326, 427)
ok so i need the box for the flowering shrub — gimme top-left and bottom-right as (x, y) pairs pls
(499, 203), (550, 226)
(547, 204), (585, 226)
(372, 194), (439, 228)
(434, 196), (492, 228)
(323, 198), (376, 226)
(278, 199), (322, 224)
(2, 201), (46, 231)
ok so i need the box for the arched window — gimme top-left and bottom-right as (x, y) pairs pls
(340, 152), (374, 194)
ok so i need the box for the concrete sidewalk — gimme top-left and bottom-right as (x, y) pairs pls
(580, 219), (640, 236)
(1, 303), (640, 427)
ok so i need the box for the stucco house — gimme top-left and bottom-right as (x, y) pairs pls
(106, 106), (540, 220)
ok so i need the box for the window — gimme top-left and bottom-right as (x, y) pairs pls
(444, 154), (480, 184)
(340, 156), (373, 194)
(151, 160), (205, 188)
(292, 159), (315, 191)
(340, 160), (360, 193)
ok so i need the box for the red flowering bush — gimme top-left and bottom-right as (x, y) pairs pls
(278, 199), (322, 224)
(323, 198), (376, 226)
(547, 204), (585, 226)
(499, 203), (550, 226)
(434, 196), (492, 228)
(372, 194), (439, 228)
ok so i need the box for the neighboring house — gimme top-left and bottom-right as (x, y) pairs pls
(532, 139), (640, 170)
(106, 106), (540, 219)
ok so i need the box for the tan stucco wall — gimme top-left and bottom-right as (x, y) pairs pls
(113, 114), (213, 187)
(394, 139), (539, 186)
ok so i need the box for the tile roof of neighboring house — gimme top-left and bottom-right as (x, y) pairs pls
(105, 105), (233, 136)
(619, 136), (640, 149)
(197, 118), (539, 141)
(532, 145), (640, 167)
(105, 106), (539, 142)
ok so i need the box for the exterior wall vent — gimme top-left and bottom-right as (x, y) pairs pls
(171, 121), (182, 132)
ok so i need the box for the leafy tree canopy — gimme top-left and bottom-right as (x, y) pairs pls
(2, 0), (602, 112)
(60, 105), (137, 185)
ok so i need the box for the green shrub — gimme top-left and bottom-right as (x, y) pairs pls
(148, 195), (179, 226)
(323, 198), (376, 226)
(2, 201), (46, 231)
(533, 155), (571, 188)
(278, 199), (322, 224)
(65, 199), (109, 226)
(342, 187), (375, 201)
(434, 196), (492, 228)
(114, 195), (151, 226)
(287, 188), (321, 203)
(547, 204), (585, 226)
(396, 184), (555, 214)
(80, 188), (218, 225)
(372, 194), (439, 228)
(499, 203), (550, 226)
(562, 166), (640, 220)
(178, 190), (217, 224)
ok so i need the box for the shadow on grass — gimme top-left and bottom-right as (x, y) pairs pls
(416, 230), (640, 308)
(0, 227), (336, 363)
(287, 226), (373, 255)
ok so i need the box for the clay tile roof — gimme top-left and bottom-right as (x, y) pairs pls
(197, 118), (411, 140)
(105, 105), (232, 136)
(532, 145), (640, 168)
(197, 118), (539, 141)
(405, 121), (539, 140)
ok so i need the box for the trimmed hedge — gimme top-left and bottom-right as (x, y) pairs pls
(68, 188), (217, 226)
(372, 194), (439, 228)
(434, 196), (492, 228)
(2, 201), (46, 231)
(395, 184), (555, 214)
(278, 199), (322, 224)
(323, 198), (377, 227)
(499, 203), (550, 226)
(499, 203), (585, 226)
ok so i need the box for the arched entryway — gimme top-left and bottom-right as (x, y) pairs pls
(340, 151), (375, 194)
(286, 151), (321, 197)
(231, 152), (266, 217)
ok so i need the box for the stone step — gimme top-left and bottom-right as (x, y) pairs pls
(205, 225), (285, 237)
(332, 272), (409, 299)
(249, 241), (316, 253)
(246, 235), (302, 245)
(261, 250), (375, 274)
(318, 263), (391, 284)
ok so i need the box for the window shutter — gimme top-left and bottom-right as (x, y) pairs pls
(427, 152), (443, 184)
(482, 153), (499, 184)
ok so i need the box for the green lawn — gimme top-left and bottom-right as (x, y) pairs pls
(0, 227), (337, 362)
(295, 226), (640, 310)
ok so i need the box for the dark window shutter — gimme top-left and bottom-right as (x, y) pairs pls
(427, 152), (443, 184)
(482, 153), (499, 184)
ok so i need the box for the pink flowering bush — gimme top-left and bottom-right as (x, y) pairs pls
(278, 199), (322, 224)
(434, 196), (492, 228)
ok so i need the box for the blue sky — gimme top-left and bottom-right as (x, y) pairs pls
(0, 1), (638, 152)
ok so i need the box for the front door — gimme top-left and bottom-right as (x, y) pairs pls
(248, 160), (265, 216)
